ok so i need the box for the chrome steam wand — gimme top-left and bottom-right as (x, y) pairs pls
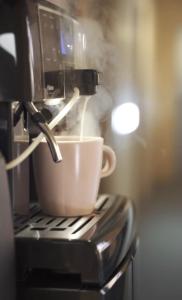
(23, 102), (62, 163)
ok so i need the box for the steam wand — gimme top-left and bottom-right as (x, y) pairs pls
(23, 102), (62, 163)
(6, 88), (80, 170)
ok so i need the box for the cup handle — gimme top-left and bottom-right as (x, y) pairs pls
(101, 145), (116, 178)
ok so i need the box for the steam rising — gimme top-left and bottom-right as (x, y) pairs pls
(61, 86), (112, 137)
(61, 17), (116, 137)
(49, 1), (136, 138)
(77, 18), (110, 72)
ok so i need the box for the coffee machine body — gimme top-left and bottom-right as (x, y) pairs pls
(0, 0), (99, 212)
(0, 1), (138, 300)
(0, 0), (80, 103)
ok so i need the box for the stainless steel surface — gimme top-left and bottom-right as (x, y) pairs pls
(15, 194), (129, 242)
(15, 194), (125, 240)
(24, 102), (62, 162)
(37, 122), (62, 162)
(15, 193), (135, 292)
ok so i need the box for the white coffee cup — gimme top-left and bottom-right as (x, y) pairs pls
(33, 136), (116, 217)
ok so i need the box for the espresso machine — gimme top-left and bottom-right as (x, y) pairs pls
(0, 1), (137, 299)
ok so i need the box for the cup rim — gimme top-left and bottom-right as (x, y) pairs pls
(42, 136), (103, 144)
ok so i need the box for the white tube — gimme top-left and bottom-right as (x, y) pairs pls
(6, 88), (80, 171)
(80, 96), (91, 140)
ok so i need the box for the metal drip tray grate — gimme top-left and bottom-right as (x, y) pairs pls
(15, 194), (115, 240)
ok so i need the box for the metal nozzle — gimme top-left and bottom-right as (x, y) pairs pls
(24, 102), (62, 163)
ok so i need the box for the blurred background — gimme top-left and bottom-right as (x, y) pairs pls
(74, 0), (182, 299)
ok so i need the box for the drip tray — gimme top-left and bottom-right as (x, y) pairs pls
(15, 194), (123, 240)
(15, 194), (134, 285)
